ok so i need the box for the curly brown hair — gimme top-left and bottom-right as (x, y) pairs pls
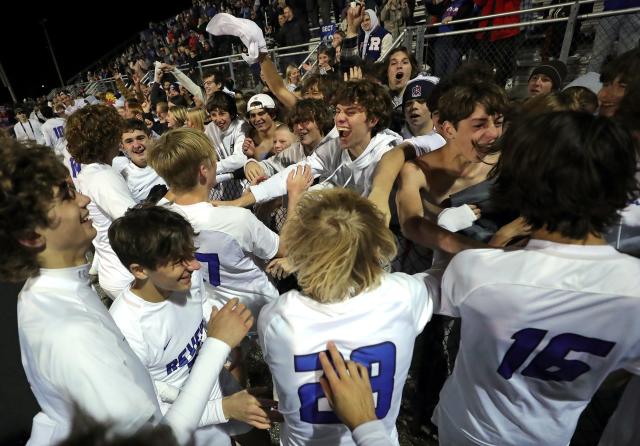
(66, 104), (124, 164)
(332, 79), (392, 136)
(0, 138), (69, 282)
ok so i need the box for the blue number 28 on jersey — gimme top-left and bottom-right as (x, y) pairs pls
(294, 342), (396, 424)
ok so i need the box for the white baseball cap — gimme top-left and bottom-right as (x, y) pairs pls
(247, 93), (276, 112)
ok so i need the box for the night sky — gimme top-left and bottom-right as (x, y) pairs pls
(0, 0), (192, 103)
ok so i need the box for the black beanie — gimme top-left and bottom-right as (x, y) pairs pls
(529, 60), (568, 90)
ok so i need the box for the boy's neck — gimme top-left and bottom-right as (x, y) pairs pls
(410, 120), (433, 137)
(131, 278), (170, 303)
(347, 134), (373, 160)
(531, 227), (608, 246)
(38, 249), (89, 270)
(172, 185), (210, 205)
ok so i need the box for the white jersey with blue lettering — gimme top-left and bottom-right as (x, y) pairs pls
(76, 163), (136, 298)
(61, 146), (82, 188)
(40, 117), (67, 156)
(258, 272), (438, 446)
(109, 269), (239, 444)
(167, 202), (279, 318)
(434, 240), (640, 446)
(111, 156), (166, 203)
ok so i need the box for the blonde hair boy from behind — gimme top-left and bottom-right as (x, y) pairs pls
(282, 188), (397, 303)
(148, 127), (217, 193)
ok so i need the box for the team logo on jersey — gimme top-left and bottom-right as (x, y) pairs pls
(412, 84), (422, 98)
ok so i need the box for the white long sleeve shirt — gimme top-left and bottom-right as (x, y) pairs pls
(250, 128), (401, 203)
(205, 119), (248, 174)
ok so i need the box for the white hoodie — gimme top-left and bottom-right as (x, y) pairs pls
(204, 119), (248, 174)
(250, 128), (402, 203)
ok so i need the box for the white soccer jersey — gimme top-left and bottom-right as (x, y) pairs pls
(434, 240), (640, 446)
(258, 272), (438, 446)
(109, 270), (236, 444)
(40, 117), (66, 156)
(111, 156), (166, 202)
(76, 163), (136, 298)
(61, 146), (82, 189)
(167, 202), (279, 318)
(250, 128), (401, 204)
(18, 265), (161, 445)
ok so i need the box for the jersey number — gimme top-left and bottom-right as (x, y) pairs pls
(194, 252), (221, 286)
(294, 342), (396, 424)
(497, 328), (615, 382)
(53, 126), (64, 138)
(69, 157), (81, 179)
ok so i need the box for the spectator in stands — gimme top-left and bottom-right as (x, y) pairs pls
(167, 105), (188, 128)
(244, 99), (336, 184)
(359, 9), (393, 62)
(280, 5), (311, 66)
(243, 94), (281, 161)
(13, 107), (45, 145)
(426, 0), (474, 77)
(474, 0), (522, 88)
(186, 108), (206, 131)
(587, 0), (640, 72)
(527, 60), (567, 97)
(332, 30), (346, 63)
(598, 48), (640, 118)
(401, 75), (441, 139)
(285, 65), (301, 92)
(381, 0), (411, 40)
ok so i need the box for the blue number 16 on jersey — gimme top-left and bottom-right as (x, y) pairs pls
(294, 342), (396, 424)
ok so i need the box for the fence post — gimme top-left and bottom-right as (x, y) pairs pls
(415, 27), (426, 67)
(228, 56), (235, 83)
(559, 0), (581, 63)
(198, 61), (204, 82)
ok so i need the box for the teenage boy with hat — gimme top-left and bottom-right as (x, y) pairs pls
(527, 60), (568, 97)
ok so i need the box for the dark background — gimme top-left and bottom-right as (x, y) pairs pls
(0, 0), (192, 104)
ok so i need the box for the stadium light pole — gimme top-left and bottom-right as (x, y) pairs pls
(40, 18), (65, 88)
(0, 60), (18, 103)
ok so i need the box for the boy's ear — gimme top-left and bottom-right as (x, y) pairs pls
(441, 120), (457, 140)
(366, 116), (380, 131)
(17, 230), (46, 250)
(129, 263), (149, 281)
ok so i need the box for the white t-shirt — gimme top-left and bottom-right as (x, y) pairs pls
(111, 156), (166, 203)
(18, 264), (233, 446)
(250, 129), (401, 204)
(406, 129), (446, 156)
(167, 202), (280, 318)
(434, 240), (640, 446)
(109, 270), (236, 444)
(258, 272), (438, 446)
(40, 117), (66, 156)
(76, 163), (136, 296)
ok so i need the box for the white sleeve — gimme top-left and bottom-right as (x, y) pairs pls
(352, 420), (395, 446)
(163, 337), (231, 444)
(236, 208), (280, 260)
(172, 68), (205, 103)
(217, 129), (247, 174)
(437, 252), (473, 317)
(621, 201), (640, 227)
(88, 169), (137, 219)
(400, 272), (436, 333)
(47, 321), (160, 432)
(42, 127), (54, 148)
(250, 151), (327, 203)
(376, 34), (394, 63)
